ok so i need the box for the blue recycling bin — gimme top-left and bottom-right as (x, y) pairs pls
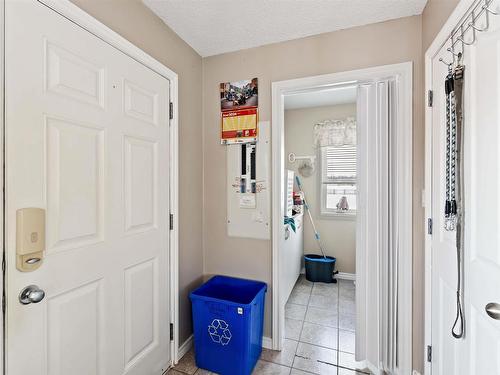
(189, 275), (267, 375)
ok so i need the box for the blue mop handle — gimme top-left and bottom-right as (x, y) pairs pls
(295, 176), (327, 259)
(295, 176), (302, 189)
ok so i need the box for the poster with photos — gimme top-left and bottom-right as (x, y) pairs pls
(220, 78), (258, 144)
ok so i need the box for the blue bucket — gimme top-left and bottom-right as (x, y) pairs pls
(304, 254), (337, 283)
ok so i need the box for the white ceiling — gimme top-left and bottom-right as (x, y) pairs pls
(284, 86), (357, 110)
(143, 0), (428, 57)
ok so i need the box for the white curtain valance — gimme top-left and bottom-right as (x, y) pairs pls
(313, 117), (356, 147)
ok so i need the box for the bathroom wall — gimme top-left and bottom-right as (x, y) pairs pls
(285, 103), (357, 274)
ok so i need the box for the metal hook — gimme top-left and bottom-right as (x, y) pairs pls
(482, 3), (499, 16)
(439, 57), (453, 68)
(469, 21), (488, 32)
(458, 16), (476, 46)
(447, 47), (460, 57)
(457, 34), (475, 45)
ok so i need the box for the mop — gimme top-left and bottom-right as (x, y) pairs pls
(295, 176), (327, 259)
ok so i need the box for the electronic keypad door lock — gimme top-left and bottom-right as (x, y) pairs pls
(16, 208), (45, 272)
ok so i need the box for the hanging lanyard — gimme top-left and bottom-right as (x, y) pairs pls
(444, 63), (465, 339)
(444, 67), (457, 231)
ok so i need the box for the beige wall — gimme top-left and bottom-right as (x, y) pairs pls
(70, 0), (204, 344)
(202, 15), (425, 370)
(422, 0), (461, 51)
(285, 104), (357, 273)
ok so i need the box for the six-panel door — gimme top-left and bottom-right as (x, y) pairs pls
(6, 2), (171, 374)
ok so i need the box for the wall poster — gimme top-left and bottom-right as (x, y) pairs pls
(220, 78), (258, 144)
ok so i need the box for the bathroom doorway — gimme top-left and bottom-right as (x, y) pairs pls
(271, 63), (414, 374)
(280, 86), (359, 373)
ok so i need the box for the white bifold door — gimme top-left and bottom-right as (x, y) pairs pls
(429, 7), (500, 375)
(5, 1), (171, 374)
(356, 79), (411, 374)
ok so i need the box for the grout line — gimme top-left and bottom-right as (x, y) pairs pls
(292, 279), (312, 367)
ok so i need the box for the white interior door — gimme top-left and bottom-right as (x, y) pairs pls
(5, 1), (171, 374)
(430, 9), (500, 374)
(429, 51), (466, 375)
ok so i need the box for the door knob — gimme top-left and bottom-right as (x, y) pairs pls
(485, 302), (500, 320)
(19, 285), (45, 305)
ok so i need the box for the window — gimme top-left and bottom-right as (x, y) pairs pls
(320, 145), (357, 216)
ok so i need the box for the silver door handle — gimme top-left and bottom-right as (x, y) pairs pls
(485, 302), (500, 320)
(19, 285), (45, 305)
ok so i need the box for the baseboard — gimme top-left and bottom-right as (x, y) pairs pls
(178, 334), (271, 360)
(301, 269), (356, 282)
(178, 334), (193, 361)
(262, 336), (272, 349)
(337, 272), (356, 281)
(364, 360), (381, 375)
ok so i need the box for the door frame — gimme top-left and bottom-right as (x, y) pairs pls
(424, 0), (478, 374)
(0, 0), (181, 371)
(271, 62), (413, 373)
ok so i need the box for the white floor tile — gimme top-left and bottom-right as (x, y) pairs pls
(308, 294), (338, 310)
(338, 313), (355, 332)
(338, 330), (355, 354)
(300, 322), (337, 350)
(261, 339), (298, 367)
(285, 317), (303, 341)
(286, 303), (307, 320)
(252, 360), (291, 375)
(304, 306), (338, 328)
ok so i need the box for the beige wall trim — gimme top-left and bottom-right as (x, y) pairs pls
(424, 1), (476, 375)
(262, 336), (273, 350)
(177, 335), (194, 362)
(272, 63), (413, 374)
(337, 272), (356, 281)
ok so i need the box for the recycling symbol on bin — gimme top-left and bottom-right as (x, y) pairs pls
(208, 319), (232, 346)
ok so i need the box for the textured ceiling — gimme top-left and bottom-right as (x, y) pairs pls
(143, 0), (428, 57)
(284, 86), (357, 110)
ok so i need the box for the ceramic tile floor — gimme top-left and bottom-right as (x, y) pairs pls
(167, 276), (370, 375)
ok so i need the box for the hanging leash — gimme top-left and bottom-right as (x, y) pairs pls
(444, 65), (456, 231)
(452, 62), (465, 339)
(444, 59), (465, 339)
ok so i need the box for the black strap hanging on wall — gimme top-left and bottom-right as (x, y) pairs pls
(443, 58), (465, 339)
(444, 66), (457, 231)
(451, 63), (465, 339)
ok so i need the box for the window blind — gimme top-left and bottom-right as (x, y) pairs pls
(323, 145), (357, 184)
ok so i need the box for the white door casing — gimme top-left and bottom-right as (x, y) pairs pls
(426, 1), (500, 373)
(5, 1), (172, 374)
